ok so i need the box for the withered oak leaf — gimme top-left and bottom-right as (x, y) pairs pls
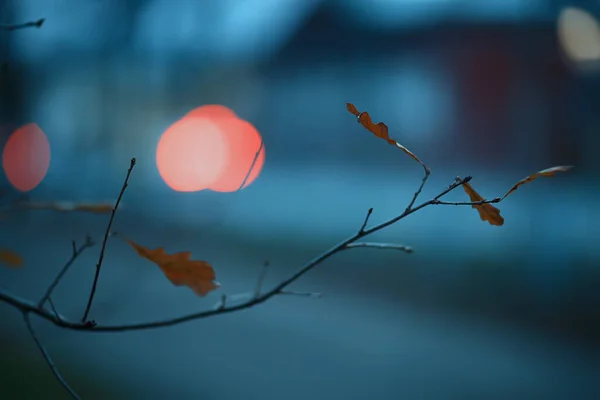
(126, 238), (219, 297)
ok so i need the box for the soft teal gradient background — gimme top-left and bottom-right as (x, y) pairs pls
(1, 1), (599, 399)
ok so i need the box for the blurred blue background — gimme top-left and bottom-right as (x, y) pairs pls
(1, 0), (599, 399)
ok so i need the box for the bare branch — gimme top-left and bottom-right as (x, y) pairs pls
(238, 138), (264, 191)
(23, 313), (80, 399)
(0, 175), (473, 333)
(345, 242), (413, 253)
(81, 158), (136, 322)
(38, 235), (95, 308)
(0, 156), (568, 383)
(0, 18), (44, 31)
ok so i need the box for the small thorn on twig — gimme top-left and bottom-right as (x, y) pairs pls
(71, 240), (77, 257)
(35, 18), (45, 28)
(84, 320), (97, 328)
(254, 260), (270, 298)
(358, 207), (373, 234)
(211, 294), (228, 310)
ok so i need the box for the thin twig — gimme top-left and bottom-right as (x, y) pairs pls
(345, 242), (413, 253)
(405, 165), (431, 212)
(432, 198), (501, 206)
(433, 176), (472, 200)
(358, 207), (373, 234)
(38, 236), (95, 308)
(23, 313), (80, 400)
(81, 158), (136, 322)
(237, 138), (264, 191)
(0, 18), (44, 31)
(278, 290), (323, 298)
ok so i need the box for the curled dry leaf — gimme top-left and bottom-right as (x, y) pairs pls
(346, 102), (427, 170)
(19, 201), (114, 214)
(125, 238), (219, 297)
(462, 182), (504, 226)
(0, 249), (23, 267)
(501, 165), (573, 200)
(346, 102), (393, 145)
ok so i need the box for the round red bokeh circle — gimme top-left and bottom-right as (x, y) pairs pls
(2, 123), (51, 192)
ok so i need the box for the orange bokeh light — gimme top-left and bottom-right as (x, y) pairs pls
(156, 117), (228, 192)
(2, 123), (51, 192)
(208, 117), (265, 192)
(156, 104), (265, 193)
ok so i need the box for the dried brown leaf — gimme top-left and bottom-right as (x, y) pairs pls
(19, 201), (114, 213)
(73, 203), (113, 213)
(126, 238), (219, 297)
(462, 182), (504, 226)
(502, 166), (573, 200)
(0, 249), (23, 267)
(346, 102), (427, 169)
